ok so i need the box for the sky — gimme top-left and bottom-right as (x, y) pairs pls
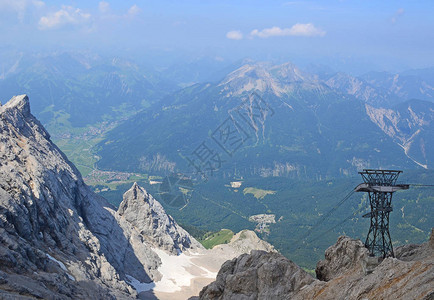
(1, 0), (434, 73)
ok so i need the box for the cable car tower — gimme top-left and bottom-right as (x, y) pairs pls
(355, 169), (409, 258)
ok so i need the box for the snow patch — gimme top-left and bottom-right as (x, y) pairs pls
(151, 248), (217, 293)
(46, 254), (75, 281)
(125, 275), (155, 293)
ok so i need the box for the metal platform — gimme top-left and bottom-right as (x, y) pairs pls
(356, 169), (409, 258)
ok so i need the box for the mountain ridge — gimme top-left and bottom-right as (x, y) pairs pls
(0, 95), (202, 298)
(97, 61), (433, 178)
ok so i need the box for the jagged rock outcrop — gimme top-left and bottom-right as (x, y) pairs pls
(199, 250), (315, 299)
(199, 232), (434, 300)
(395, 228), (434, 262)
(211, 230), (275, 257)
(0, 95), (155, 298)
(0, 95), (199, 298)
(118, 182), (203, 254)
(296, 232), (434, 300)
(0, 94), (274, 299)
(315, 236), (368, 281)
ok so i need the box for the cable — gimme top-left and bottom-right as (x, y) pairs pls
(294, 181), (432, 250)
(306, 205), (366, 245)
(290, 187), (357, 251)
(193, 189), (249, 220)
(298, 189), (356, 241)
(407, 183), (434, 187)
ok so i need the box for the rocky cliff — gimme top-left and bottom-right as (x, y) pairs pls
(365, 100), (434, 169)
(198, 250), (315, 299)
(199, 231), (434, 300)
(118, 182), (203, 255)
(0, 95), (202, 298)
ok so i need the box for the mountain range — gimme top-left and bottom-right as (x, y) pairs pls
(96, 62), (434, 178)
(1, 54), (432, 271)
(0, 94), (432, 300)
(0, 52), (176, 128)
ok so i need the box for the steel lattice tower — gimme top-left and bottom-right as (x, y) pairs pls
(355, 169), (409, 258)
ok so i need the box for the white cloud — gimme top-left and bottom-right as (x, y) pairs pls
(38, 5), (91, 30)
(250, 23), (326, 38)
(128, 4), (141, 16)
(226, 30), (243, 40)
(391, 8), (404, 24)
(98, 1), (110, 14)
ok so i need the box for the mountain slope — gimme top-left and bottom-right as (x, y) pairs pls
(361, 70), (434, 103)
(366, 99), (434, 168)
(0, 95), (202, 298)
(0, 53), (175, 127)
(97, 62), (422, 178)
(324, 72), (397, 106)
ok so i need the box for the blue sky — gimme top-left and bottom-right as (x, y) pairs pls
(1, 0), (434, 72)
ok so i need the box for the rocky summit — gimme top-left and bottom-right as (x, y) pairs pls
(0, 95), (202, 298)
(118, 182), (203, 255)
(199, 231), (434, 300)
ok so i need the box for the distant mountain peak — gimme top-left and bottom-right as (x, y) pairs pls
(270, 62), (313, 82)
(218, 63), (283, 96)
(219, 62), (318, 97)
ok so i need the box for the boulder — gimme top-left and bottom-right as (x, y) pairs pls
(315, 235), (369, 281)
(199, 250), (315, 299)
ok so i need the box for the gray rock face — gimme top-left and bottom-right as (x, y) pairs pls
(0, 95), (150, 298)
(296, 232), (434, 300)
(0, 95), (198, 298)
(395, 228), (434, 262)
(325, 72), (389, 106)
(315, 235), (368, 281)
(210, 230), (275, 259)
(365, 101), (434, 169)
(118, 182), (203, 254)
(200, 233), (434, 300)
(199, 250), (315, 300)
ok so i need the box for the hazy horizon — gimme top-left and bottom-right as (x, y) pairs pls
(1, 0), (434, 75)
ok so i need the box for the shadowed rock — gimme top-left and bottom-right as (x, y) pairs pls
(0, 95), (162, 298)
